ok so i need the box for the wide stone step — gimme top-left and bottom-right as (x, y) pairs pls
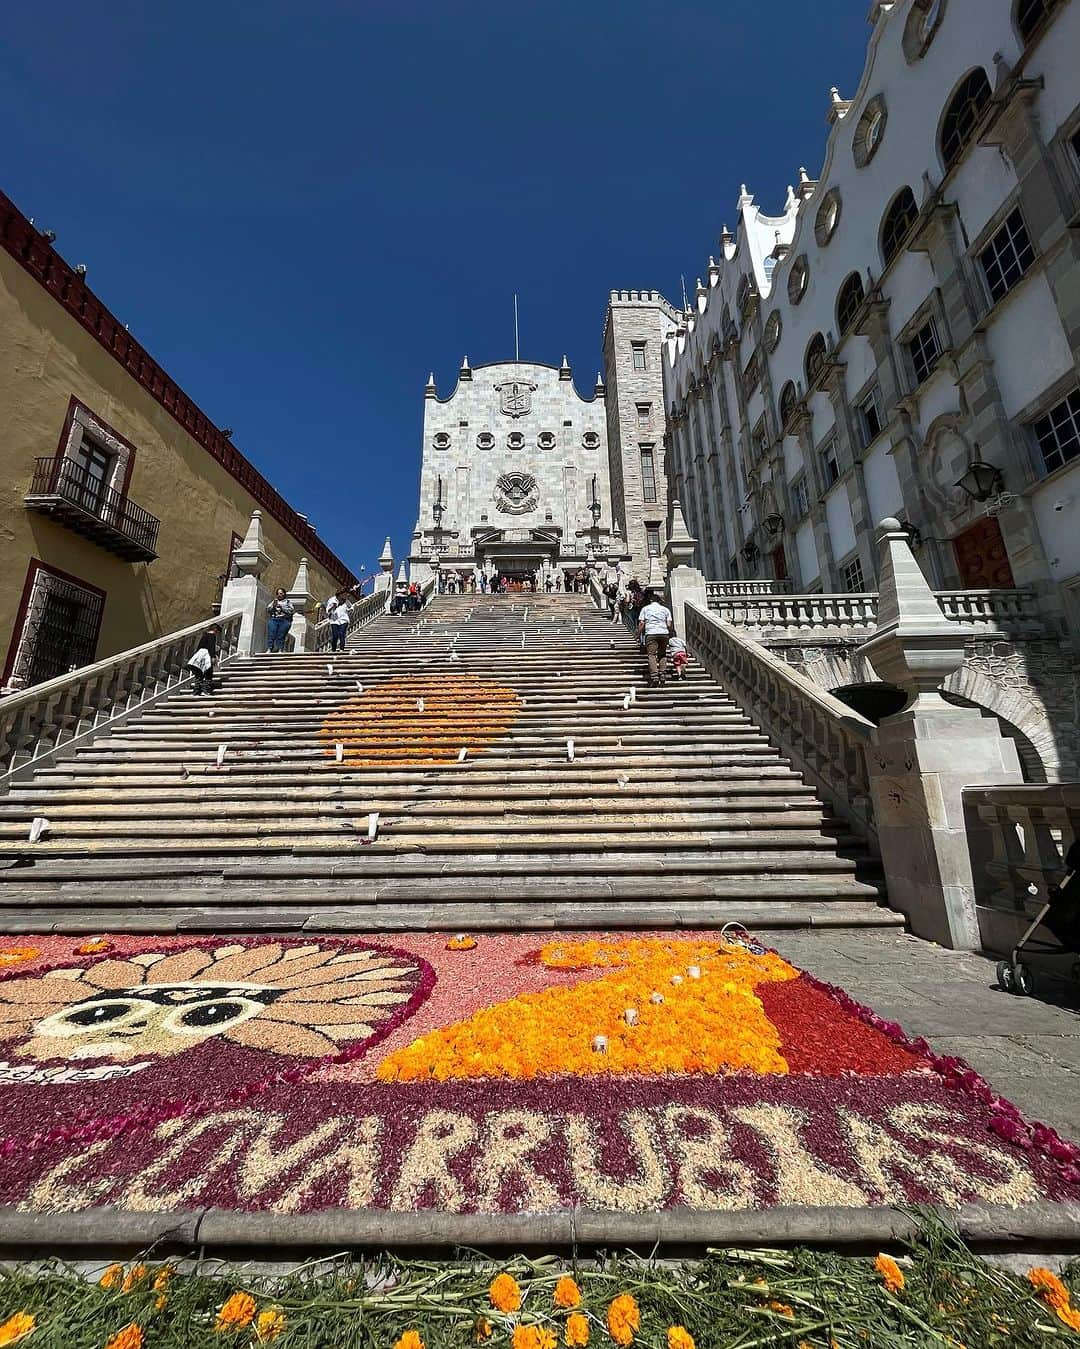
(0, 898), (901, 936)
(0, 828), (863, 857)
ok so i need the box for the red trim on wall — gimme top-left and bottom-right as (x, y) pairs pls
(0, 189), (356, 587)
(2, 558), (108, 688)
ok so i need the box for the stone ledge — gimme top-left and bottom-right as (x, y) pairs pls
(0, 1202), (1077, 1258)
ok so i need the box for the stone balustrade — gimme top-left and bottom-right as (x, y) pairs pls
(0, 611), (244, 791)
(707, 585), (1042, 636)
(963, 782), (1080, 952)
(684, 600), (878, 845)
(705, 579), (794, 598)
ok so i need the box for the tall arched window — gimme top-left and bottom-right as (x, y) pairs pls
(940, 69), (992, 169)
(1016, 0), (1062, 43)
(778, 382), (798, 428)
(804, 334), (828, 385)
(880, 187), (919, 266)
(836, 273), (865, 336)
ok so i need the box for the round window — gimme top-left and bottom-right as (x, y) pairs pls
(764, 310), (782, 353)
(433, 432), (451, 450)
(815, 190), (841, 246)
(582, 431), (600, 449)
(787, 256), (809, 306)
(854, 97), (887, 168)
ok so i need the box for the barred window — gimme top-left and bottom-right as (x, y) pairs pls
(979, 208), (1035, 304)
(636, 403), (651, 426)
(906, 317), (942, 385)
(1017, 0), (1062, 43)
(856, 387), (884, 448)
(646, 526), (662, 557)
(842, 557), (865, 593)
(792, 477), (811, 517)
(940, 69), (992, 169)
(779, 382), (799, 428)
(881, 187), (919, 266)
(743, 351), (761, 397)
(1030, 388), (1080, 475)
(836, 273), (865, 336)
(805, 333), (828, 384)
(640, 447), (657, 504)
(631, 342), (647, 371)
(820, 440), (840, 486)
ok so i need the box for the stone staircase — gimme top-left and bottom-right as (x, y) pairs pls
(0, 594), (897, 934)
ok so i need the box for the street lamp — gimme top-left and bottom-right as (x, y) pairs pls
(955, 451), (1003, 504)
(763, 511), (785, 537)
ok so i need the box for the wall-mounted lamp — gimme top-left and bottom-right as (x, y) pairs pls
(763, 511), (785, 537)
(741, 539), (760, 565)
(896, 518), (922, 548)
(955, 450), (1003, 503)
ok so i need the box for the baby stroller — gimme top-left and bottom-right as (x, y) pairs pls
(997, 839), (1080, 996)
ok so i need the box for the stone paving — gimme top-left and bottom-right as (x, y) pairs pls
(775, 928), (1080, 1142)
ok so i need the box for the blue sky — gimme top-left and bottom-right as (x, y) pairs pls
(2, 0), (869, 578)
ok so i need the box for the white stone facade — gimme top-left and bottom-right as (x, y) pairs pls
(410, 358), (617, 583)
(661, 0), (1080, 642)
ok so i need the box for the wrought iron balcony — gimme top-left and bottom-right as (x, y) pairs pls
(25, 457), (161, 562)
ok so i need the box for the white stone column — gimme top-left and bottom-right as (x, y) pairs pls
(286, 556), (316, 652)
(664, 500), (707, 636)
(858, 518), (1023, 950)
(220, 509), (272, 657)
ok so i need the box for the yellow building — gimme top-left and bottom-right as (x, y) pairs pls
(0, 186), (355, 690)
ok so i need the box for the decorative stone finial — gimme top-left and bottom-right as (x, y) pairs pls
(425, 372), (437, 399)
(232, 509), (271, 578)
(664, 500), (698, 571)
(379, 537), (394, 571)
(858, 518), (974, 708)
(396, 561), (408, 584)
(594, 371), (605, 396)
(707, 255), (720, 284)
(559, 354), (572, 380)
(287, 556), (312, 604)
(459, 356), (472, 381)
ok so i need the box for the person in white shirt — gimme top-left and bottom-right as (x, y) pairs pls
(327, 593), (350, 652)
(637, 590), (674, 686)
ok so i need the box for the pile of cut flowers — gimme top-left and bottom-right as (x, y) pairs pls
(0, 1217), (1078, 1347)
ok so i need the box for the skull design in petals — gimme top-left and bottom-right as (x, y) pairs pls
(0, 942), (428, 1063)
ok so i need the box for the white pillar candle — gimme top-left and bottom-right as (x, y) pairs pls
(623, 1008), (638, 1026)
(687, 965), (701, 980)
(335, 743), (344, 763)
(367, 811), (379, 841)
(591, 1035), (608, 1053)
(566, 738), (575, 762)
(649, 992), (664, 1005)
(670, 974), (684, 986)
(216, 744), (228, 767)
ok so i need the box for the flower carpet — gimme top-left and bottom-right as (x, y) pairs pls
(0, 931), (1077, 1218)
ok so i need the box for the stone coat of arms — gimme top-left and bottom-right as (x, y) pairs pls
(494, 472), (539, 516)
(494, 380), (537, 419)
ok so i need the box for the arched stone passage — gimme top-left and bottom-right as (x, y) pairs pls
(830, 682), (907, 725)
(940, 666), (1057, 782)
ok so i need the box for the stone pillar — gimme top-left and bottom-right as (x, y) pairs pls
(286, 556), (316, 652)
(221, 510), (272, 657)
(665, 500), (707, 636)
(376, 538), (394, 596)
(858, 518), (1023, 950)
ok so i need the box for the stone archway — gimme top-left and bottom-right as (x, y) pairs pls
(941, 666), (1058, 782)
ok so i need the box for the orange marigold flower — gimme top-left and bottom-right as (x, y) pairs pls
(393, 1333), (424, 1349)
(76, 938), (113, 955)
(446, 935), (477, 950)
(104, 1324), (144, 1349)
(215, 1291), (257, 1330)
(512, 1328), (556, 1349)
(489, 1273), (523, 1313)
(874, 1254), (905, 1294)
(99, 1263), (124, 1290)
(565, 1314), (590, 1348)
(475, 1317), (494, 1343)
(767, 1301), (794, 1317)
(1056, 1304), (1080, 1333)
(554, 1277), (582, 1309)
(607, 1294), (640, 1347)
(121, 1264), (147, 1292)
(154, 1295), (167, 1313)
(151, 1266), (173, 1293)
(1028, 1267), (1070, 1310)
(667, 1328), (695, 1349)
(255, 1308), (287, 1342)
(0, 1313), (34, 1346)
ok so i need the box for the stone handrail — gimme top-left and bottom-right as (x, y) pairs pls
(963, 783), (1080, 940)
(707, 586), (1041, 634)
(706, 579), (793, 597)
(684, 599), (878, 845)
(589, 573), (606, 611)
(310, 588), (387, 652)
(0, 610), (244, 791)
